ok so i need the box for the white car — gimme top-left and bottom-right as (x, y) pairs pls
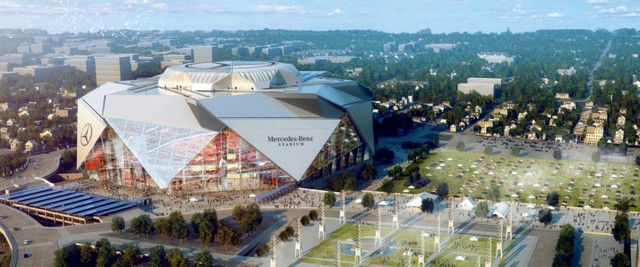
(23, 240), (30, 245)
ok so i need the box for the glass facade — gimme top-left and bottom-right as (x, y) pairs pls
(83, 115), (370, 193)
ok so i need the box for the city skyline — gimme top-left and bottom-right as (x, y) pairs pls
(0, 0), (638, 34)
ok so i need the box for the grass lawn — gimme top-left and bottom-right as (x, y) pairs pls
(298, 223), (510, 266)
(379, 151), (640, 210)
(298, 224), (391, 266)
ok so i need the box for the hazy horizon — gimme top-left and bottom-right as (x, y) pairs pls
(0, 0), (638, 35)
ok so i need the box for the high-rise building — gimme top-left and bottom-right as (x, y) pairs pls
(95, 55), (133, 86)
(193, 46), (219, 63)
(77, 61), (374, 194)
(65, 55), (96, 74)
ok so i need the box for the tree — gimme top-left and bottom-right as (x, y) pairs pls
(191, 212), (205, 234)
(553, 224), (576, 267)
(379, 180), (395, 194)
(538, 208), (553, 226)
(199, 220), (215, 247)
(420, 198), (434, 213)
(279, 230), (290, 241)
(343, 173), (357, 191)
(615, 197), (630, 213)
(173, 219), (189, 243)
(79, 242), (94, 265)
(636, 156), (640, 166)
(323, 191), (336, 207)
(300, 215), (311, 226)
(131, 214), (154, 238)
(361, 164), (376, 182)
(168, 248), (188, 267)
(546, 192), (559, 207)
(141, 215), (155, 237)
(612, 212), (630, 243)
(111, 216), (125, 236)
(95, 239), (116, 267)
(483, 145), (493, 155)
(591, 151), (601, 162)
(553, 149), (562, 160)
(456, 141), (465, 152)
(148, 245), (166, 267)
(436, 183), (449, 199)
(361, 192), (375, 210)
(611, 252), (631, 267)
(232, 203), (263, 235)
(308, 210), (318, 220)
(217, 220), (240, 250)
(122, 245), (141, 267)
(54, 247), (76, 267)
(475, 202), (489, 218)
(487, 184), (501, 201)
(194, 251), (214, 267)
(511, 147), (521, 156)
(256, 243), (270, 257)
(155, 217), (171, 237)
(168, 211), (188, 242)
(130, 216), (143, 237)
(286, 226), (295, 236)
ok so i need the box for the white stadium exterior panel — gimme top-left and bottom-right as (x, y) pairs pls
(219, 118), (340, 180)
(76, 100), (108, 169)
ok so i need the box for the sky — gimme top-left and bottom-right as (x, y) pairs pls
(0, 0), (638, 34)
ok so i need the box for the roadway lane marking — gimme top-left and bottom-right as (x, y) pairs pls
(20, 242), (52, 249)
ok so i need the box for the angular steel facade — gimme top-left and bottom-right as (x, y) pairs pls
(77, 61), (373, 193)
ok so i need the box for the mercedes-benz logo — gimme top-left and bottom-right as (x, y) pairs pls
(80, 123), (93, 146)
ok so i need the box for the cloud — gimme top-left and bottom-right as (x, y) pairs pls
(598, 5), (640, 16)
(546, 12), (563, 17)
(600, 5), (628, 13)
(587, 0), (612, 4)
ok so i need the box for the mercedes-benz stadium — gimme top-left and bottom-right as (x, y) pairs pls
(77, 61), (374, 193)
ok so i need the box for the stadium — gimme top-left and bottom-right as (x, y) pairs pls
(77, 61), (374, 194)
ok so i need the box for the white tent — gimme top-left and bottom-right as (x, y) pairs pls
(455, 256), (467, 261)
(378, 200), (390, 206)
(489, 203), (510, 218)
(458, 197), (477, 210)
(406, 192), (440, 208)
(469, 236), (479, 241)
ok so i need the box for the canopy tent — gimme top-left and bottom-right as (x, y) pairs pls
(458, 197), (477, 210)
(406, 192), (440, 208)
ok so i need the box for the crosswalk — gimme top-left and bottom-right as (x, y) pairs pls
(20, 242), (51, 249)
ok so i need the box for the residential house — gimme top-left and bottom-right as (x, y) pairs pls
(55, 107), (76, 118)
(39, 128), (58, 139)
(18, 110), (29, 117)
(493, 108), (508, 118)
(450, 124), (457, 133)
(10, 139), (23, 152)
(614, 128), (625, 145)
(24, 139), (40, 152)
(573, 123), (586, 137)
(517, 112), (528, 121)
(477, 120), (493, 135)
(6, 118), (17, 127)
(0, 102), (14, 111)
(560, 101), (576, 111)
(617, 116), (626, 127)
(584, 125), (604, 145)
(555, 93), (570, 100)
